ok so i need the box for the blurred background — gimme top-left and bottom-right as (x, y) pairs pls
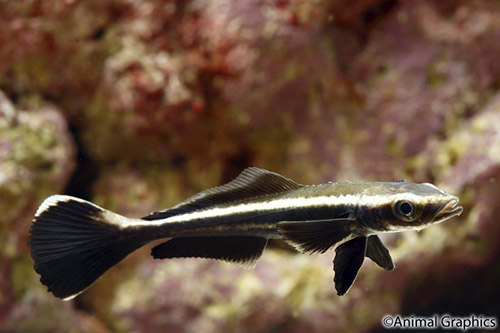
(1, 0), (500, 332)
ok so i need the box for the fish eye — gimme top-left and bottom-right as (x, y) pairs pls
(393, 200), (417, 221)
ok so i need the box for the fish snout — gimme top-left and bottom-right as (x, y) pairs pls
(433, 196), (463, 222)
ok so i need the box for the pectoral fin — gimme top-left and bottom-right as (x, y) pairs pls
(276, 219), (354, 254)
(151, 236), (268, 269)
(333, 236), (367, 296)
(366, 235), (394, 271)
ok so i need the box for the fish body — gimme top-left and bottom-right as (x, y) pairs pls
(29, 168), (463, 300)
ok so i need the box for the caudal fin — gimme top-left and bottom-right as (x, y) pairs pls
(28, 195), (145, 300)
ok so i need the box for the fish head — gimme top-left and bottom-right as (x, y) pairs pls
(356, 182), (463, 233)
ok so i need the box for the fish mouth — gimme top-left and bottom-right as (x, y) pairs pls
(433, 197), (463, 223)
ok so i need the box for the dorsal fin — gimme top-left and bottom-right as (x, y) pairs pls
(143, 167), (303, 220)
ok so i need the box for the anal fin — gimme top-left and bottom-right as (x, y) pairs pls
(151, 236), (268, 269)
(276, 219), (354, 254)
(366, 235), (394, 271)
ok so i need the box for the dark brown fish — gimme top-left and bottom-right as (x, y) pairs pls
(28, 167), (463, 300)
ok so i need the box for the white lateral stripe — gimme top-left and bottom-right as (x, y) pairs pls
(35, 192), (446, 229)
(125, 194), (361, 227)
(127, 192), (446, 228)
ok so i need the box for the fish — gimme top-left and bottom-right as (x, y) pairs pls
(28, 167), (463, 300)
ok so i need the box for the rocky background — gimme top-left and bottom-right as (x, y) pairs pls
(1, 0), (500, 332)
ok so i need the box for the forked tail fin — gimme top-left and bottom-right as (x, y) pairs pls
(28, 195), (145, 300)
